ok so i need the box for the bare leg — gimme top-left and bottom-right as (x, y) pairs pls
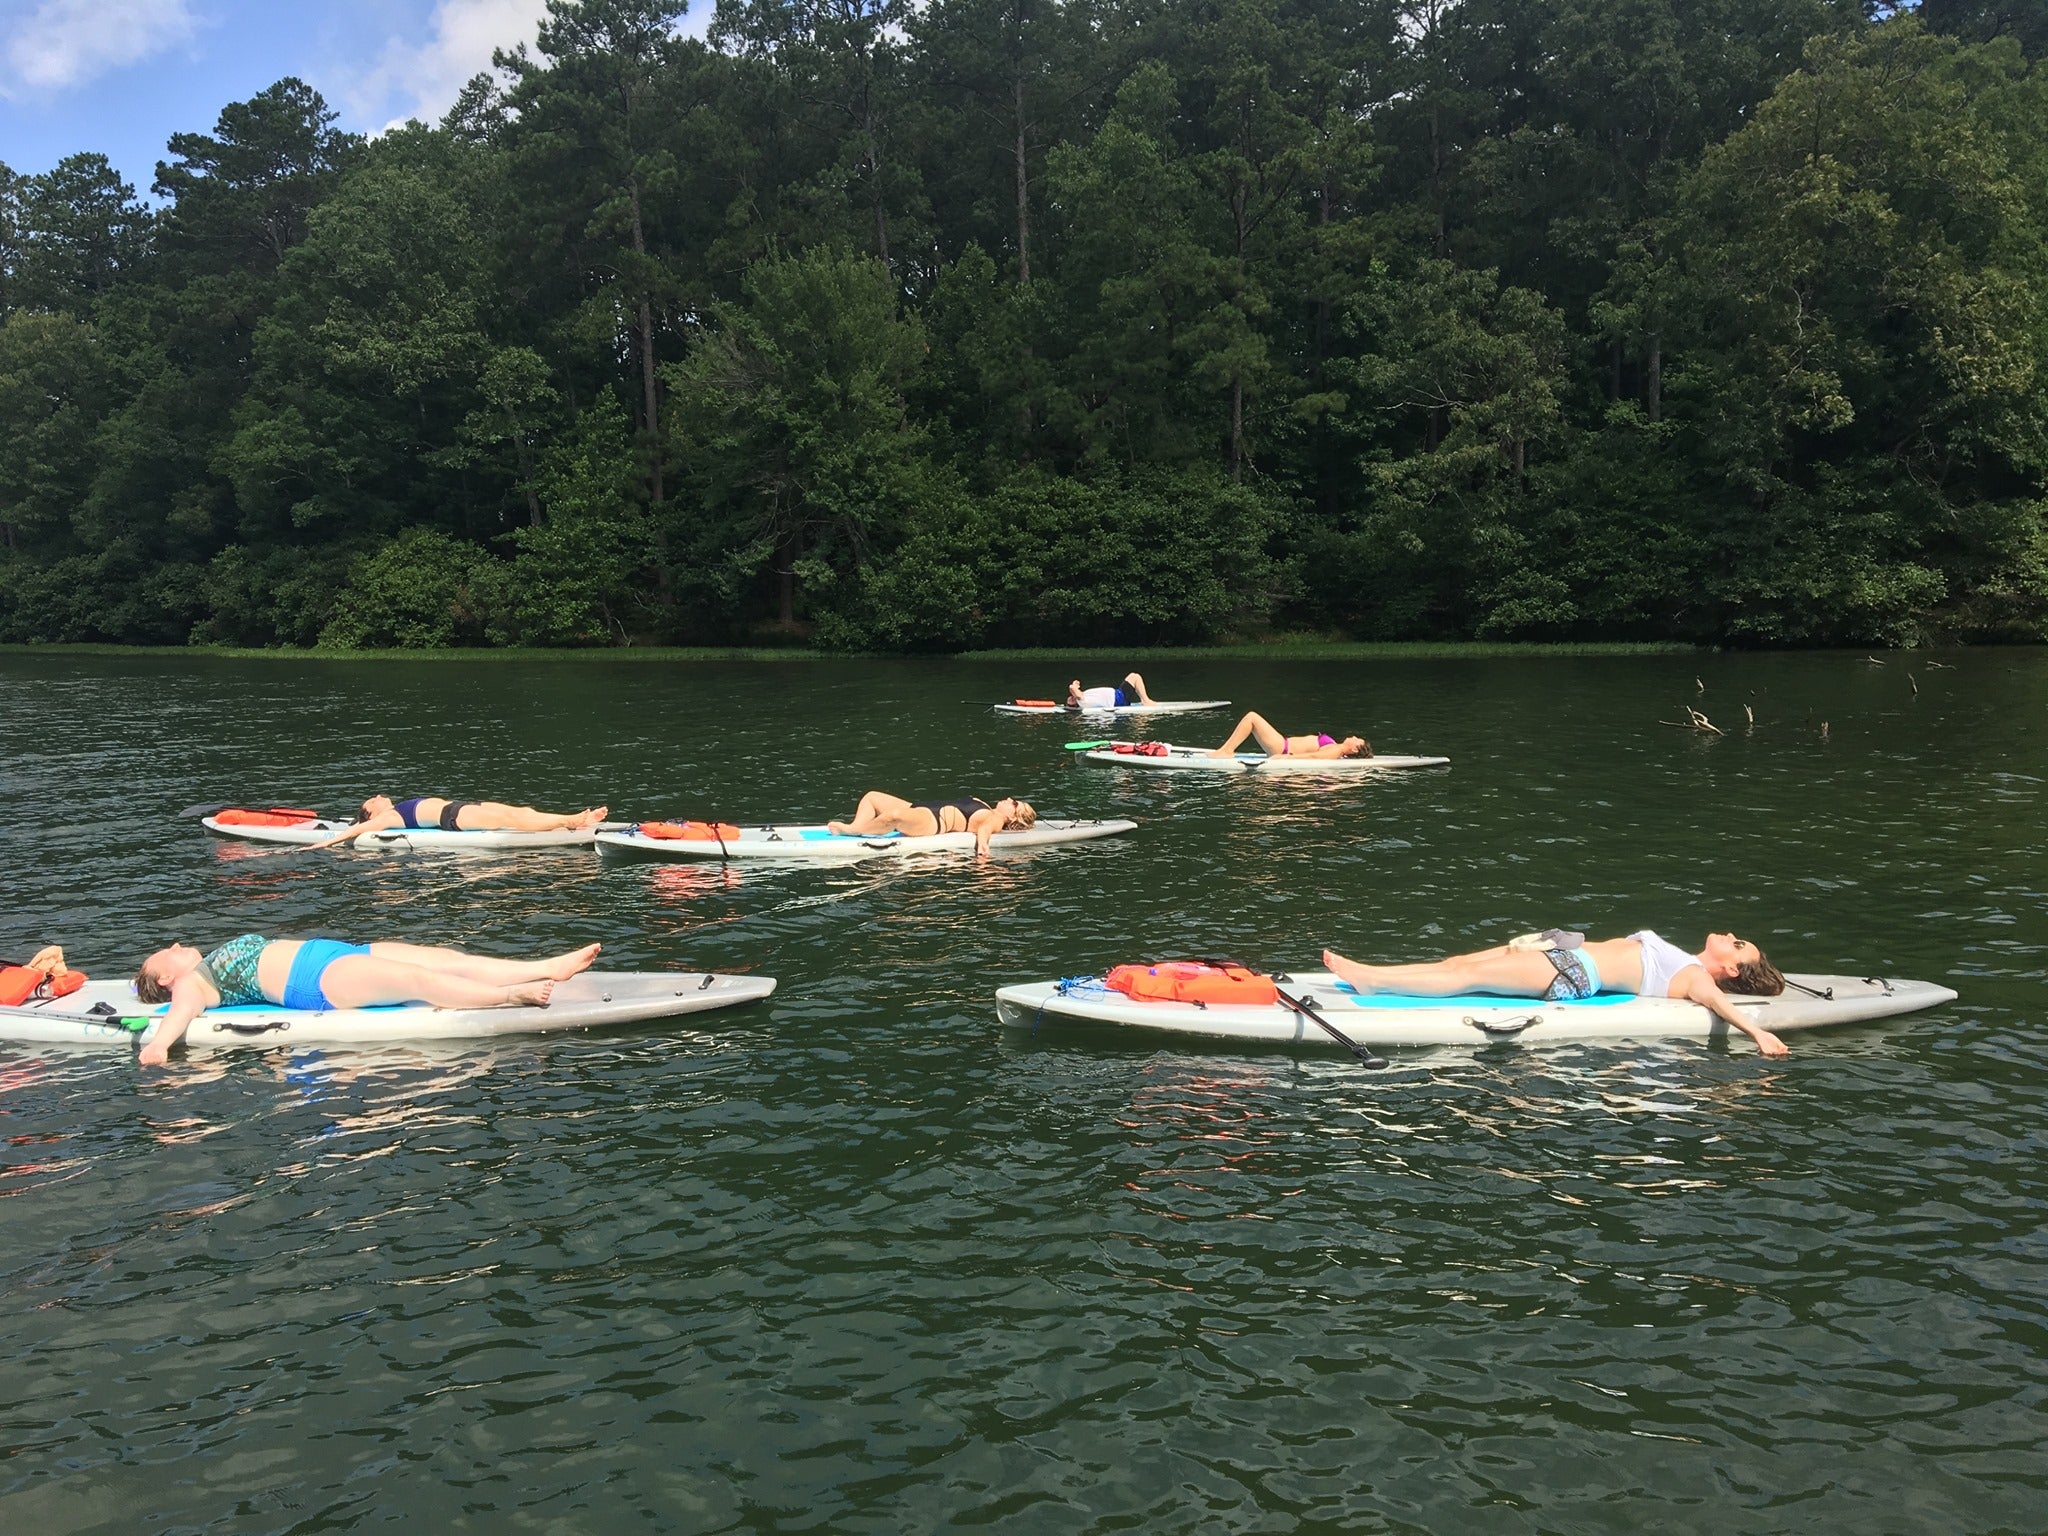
(1210, 711), (1287, 757)
(829, 791), (916, 835)
(1124, 672), (1156, 704)
(1322, 947), (1559, 996)
(461, 801), (608, 832)
(365, 941), (599, 983)
(319, 956), (555, 1010)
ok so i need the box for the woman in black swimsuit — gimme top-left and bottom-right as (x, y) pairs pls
(300, 794), (609, 850)
(826, 792), (1037, 856)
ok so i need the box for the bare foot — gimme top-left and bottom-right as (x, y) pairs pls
(1322, 949), (1378, 990)
(545, 943), (601, 981)
(510, 980), (556, 1007)
(572, 806), (608, 829)
(826, 821), (854, 835)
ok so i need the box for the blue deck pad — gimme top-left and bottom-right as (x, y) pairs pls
(799, 828), (905, 840)
(154, 1001), (412, 1015)
(1334, 983), (1634, 1010)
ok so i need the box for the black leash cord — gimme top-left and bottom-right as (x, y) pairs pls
(1273, 985), (1389, 1070)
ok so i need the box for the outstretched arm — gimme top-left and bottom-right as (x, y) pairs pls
(1684, 973), (1788, 1057)
(298, 811), (400, 852)
(969, 809), (1003, 857)
(138, 978), (212, 1066)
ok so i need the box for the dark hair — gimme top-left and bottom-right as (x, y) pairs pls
(1725, 951), (1785, 997)
(134, 964), (171, 1005)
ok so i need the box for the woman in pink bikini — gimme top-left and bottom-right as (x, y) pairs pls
(1206, 712), (1369, 760)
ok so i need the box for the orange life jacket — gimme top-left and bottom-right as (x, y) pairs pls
(0, 963), (87, 1007)
(1104, 961), (1278, 1006)
(1012, 699), (1057, 708)
(213, 807), (321, 826)
(639, 820), (743, 841)
(1110, 742), (1169, 756)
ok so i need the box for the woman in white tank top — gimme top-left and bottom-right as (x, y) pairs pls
(1320, 931), (1791, 1055)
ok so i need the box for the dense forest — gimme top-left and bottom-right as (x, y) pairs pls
(2, 0), (2046, 649)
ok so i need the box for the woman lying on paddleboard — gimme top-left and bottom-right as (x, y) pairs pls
(1067, 671), (1155, 708)
(1209, 711), (1370, 760)
(1321, 931), (1792, 1056)
(299, 794), (609, 850)
(827, 792), (1036, 856)
(131, 936), (602, 1065)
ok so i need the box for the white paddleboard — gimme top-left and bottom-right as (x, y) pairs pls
(0, 972), (776, 1051)
(996, 971), (1956, 1049)
(203, 816), (615, 849)
(1080, 744), (1449, 773)
(596, 818), (1137, 861)
(993, 700), (1231, 716)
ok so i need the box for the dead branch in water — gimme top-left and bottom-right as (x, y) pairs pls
(1661, 705), (1725, 735)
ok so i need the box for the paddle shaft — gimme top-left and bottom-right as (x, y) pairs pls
(1274, 984), (1389, 1070)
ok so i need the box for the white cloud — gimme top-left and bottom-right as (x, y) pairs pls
(345, 0), (551, 132)
(1, 0), (198, 98)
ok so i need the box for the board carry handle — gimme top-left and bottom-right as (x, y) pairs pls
(1468, 1014), (1538, 1036)
(206, 1017), (291, 1037)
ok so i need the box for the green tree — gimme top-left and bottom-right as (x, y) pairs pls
(665, 245), (933, 633)
(7, 155), (150, 316)
(1315, 257), (1569, 636)
(1653, 18), (2048, 641)
(220, 130), (500, 544)
(0, 310), (107, 552)
(501, 0), (698, 508)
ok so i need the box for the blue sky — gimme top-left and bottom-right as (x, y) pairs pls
(0, 0), (712, 199)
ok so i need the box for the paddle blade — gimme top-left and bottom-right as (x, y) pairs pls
(178, 803), (234, 818)
(1064, 740), (1113, 752)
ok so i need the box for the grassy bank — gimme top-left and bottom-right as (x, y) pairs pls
(0, 638), (1702, 663)
(959, 640), (1700, 660)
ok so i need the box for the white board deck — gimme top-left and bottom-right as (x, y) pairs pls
(203, 816), (615, 849)
(597, 818), (1137, 861)
(0, 972), (776, 1051)
(995, 971), (1956, 1050)
(1080, 744), (1449, 773)
(992, 700), (1231, 716)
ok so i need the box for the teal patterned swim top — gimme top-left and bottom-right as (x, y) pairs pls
(198, 933), (268, 1006)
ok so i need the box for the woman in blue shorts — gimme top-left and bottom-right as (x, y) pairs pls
(130, 935), (602, 1065)
(1066, 672), (1155, 708)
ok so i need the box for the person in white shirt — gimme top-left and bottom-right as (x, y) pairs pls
(1319, 930), (1790, 1055)
(1066, 671), (1155, 708)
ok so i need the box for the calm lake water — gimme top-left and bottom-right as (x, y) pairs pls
(1, 650), (2043, 1534)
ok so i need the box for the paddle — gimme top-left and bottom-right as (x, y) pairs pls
(1273, 981), (1389, 1070)
(1064, 740), (1115, 752)
(178, 802), (323, 820)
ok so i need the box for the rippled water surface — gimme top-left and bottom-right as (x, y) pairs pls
(2, 651), (2043, 1533)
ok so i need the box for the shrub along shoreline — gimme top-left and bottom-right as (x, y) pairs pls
(0, 639), (1715, 663)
